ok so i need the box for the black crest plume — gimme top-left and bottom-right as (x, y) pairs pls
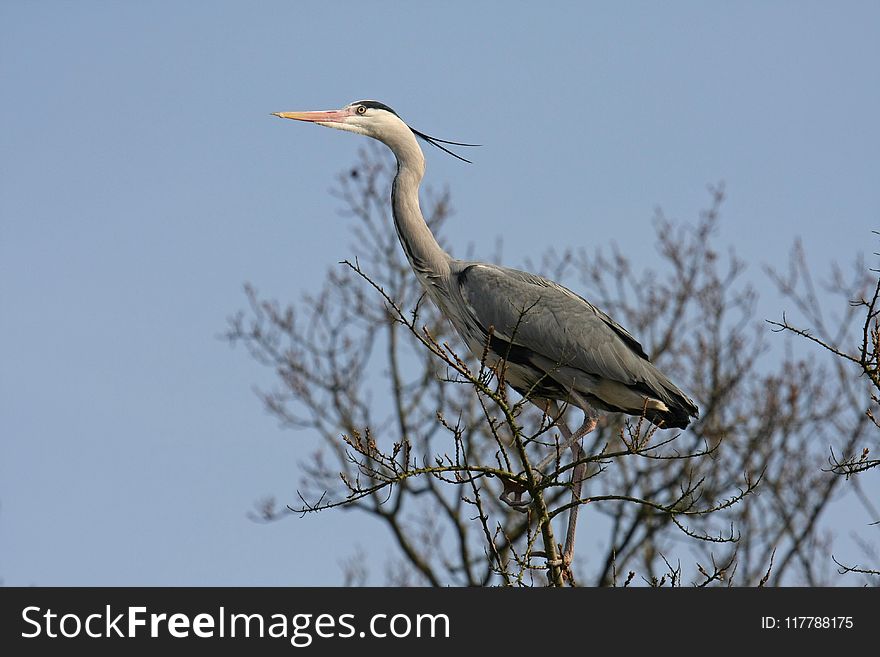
(354, 100), (481, 163)
(410, 128), (480, 164)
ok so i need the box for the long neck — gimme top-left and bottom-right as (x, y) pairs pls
(387, 131), (452, 281)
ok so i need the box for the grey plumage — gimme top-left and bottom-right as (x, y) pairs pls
(450, 262), (698, 428)
(273, 100), (699, 430)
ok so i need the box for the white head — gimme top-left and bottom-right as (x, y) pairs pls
(273, 99), (477, 164)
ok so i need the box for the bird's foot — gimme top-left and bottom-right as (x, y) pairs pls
(545, 545), (577, 585)
(498, 476), (531, 512)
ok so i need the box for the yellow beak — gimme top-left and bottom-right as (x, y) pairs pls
(272, 109), (348, 123)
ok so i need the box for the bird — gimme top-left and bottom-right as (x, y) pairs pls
(273, 100), (699, 563)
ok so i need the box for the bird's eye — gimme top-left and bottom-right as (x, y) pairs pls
(356, 105), (367, 115)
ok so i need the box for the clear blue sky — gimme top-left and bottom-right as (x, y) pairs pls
(2, 1), (878, 585)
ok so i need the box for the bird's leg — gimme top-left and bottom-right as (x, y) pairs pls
(534, 400), (598, 474)
(560, 427), (592, 569)
(543, 397), (599, 577)
(498, 398), (597, 522)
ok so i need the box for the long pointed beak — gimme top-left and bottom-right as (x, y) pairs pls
(272, 109), (348, 123)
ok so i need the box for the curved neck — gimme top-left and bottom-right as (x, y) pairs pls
(386, 130), (452, 280)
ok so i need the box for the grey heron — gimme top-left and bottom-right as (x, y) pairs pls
(273, 100), (699, 565)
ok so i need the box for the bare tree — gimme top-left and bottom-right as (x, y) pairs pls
(227, 146), (878, 586)
(767, 237), (880, 580)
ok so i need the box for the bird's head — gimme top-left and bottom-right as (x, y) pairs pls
(273, 99), (478, 163)
(273, 100), (401, 139)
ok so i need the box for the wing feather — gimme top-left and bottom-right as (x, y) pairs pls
(455, 263), (697, 425)
(457, 263), (648, 385)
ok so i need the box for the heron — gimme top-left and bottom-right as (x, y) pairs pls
(273, 100), (698, 567)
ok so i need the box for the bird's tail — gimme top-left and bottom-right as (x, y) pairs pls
(646, 380), (699, 429)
